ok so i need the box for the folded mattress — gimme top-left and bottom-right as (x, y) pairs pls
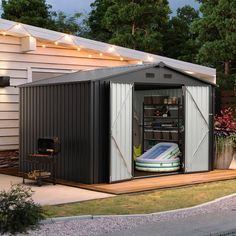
(135, 142), (181, 172)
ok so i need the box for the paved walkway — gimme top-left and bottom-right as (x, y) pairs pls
(108, 210), (236, 236)
(0, 174), (114, 205)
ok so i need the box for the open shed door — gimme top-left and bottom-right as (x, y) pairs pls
(110, 82), (133, 183)
(185, 86), (209, 172)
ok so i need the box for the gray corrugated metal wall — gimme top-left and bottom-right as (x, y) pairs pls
(20, 82), (93, 183)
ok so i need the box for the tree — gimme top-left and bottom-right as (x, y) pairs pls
(53, 11), (82, 35)
(163, 5), (200, 63)
(1, 0), (56, 29)
(87, 0), (114, 42)
(1, 0), (83, 35)
(191, 0), (236, 75)
(87, 0), (171, 54)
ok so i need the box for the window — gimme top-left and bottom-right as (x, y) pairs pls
(27, 68), (77, 83)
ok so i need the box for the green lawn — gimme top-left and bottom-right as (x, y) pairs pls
(44, 179), (236, 218)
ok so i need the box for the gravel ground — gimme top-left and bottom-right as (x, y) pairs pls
(13, 194), (236, 236)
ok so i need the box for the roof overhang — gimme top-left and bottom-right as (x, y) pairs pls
(0, 18), (216, 84)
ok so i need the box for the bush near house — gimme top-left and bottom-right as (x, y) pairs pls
(0, 184), (45, 234)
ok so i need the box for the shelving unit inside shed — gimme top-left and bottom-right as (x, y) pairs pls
(133, 89), (185, 178)
(142, 96), (184, 153)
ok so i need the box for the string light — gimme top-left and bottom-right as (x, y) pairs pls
(14, 23), (22, 30)
(64, 34), (73, 42)
(0, 22), (134, 62)
(108, 46), (115, 52)
(147, 55), (153, 62)
(1, 22), (34, 38)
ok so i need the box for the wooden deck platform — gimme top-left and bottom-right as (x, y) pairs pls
(77, 170), (236, 195)
(2, 168), (236, 195)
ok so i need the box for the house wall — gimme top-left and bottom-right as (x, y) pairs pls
(0, 35), (132, 150)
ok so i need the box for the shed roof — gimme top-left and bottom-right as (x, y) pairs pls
(0, 18), (216, 83)
(20, 63), (215, 87)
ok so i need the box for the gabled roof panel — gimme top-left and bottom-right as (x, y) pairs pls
(20, 63), (215, 87)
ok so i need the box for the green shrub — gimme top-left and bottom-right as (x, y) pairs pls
(0, 184), (45, 234)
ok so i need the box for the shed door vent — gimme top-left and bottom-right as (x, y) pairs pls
(146, 73), (155, 78)
(164, 74), (172, 79)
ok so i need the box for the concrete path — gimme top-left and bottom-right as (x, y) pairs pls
(107, 210), (236, 236)
(0, 174), (114, 205)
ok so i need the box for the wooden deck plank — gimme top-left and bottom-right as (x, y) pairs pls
(78, 170), (236, 194)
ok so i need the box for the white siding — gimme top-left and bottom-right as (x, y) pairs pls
(185, 86), (209, 172)
(110, 82), (133, 182)
(0, 35), (133, 150)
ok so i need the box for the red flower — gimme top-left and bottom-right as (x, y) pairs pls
(214, 107), (235, 136)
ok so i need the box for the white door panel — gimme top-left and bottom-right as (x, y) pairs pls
(110, 82), (133, 182)
(185, 86), (209, 172)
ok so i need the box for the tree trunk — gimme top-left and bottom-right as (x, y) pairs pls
(224, 61), (230, 75)
(132, 22), (135, 35)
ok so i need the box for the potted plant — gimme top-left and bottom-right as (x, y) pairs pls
(214, 107), (236, 169)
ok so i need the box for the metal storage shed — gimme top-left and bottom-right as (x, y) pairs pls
(19, 62), (215, 184)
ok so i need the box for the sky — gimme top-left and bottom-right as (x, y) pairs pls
(46, 0), (200, 15)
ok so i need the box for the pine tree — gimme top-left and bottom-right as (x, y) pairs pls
(163, 5), (199, 63)
(1, 0), (83, 35)
(87, 0), (171, 54)
(1, 0), (56, 29)
(191, 0), (236, 74)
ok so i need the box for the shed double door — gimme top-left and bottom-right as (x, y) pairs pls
(109, 83), (210, 183)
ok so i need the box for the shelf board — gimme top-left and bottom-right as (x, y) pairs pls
(144, 104), (182, 107)
(144, 116), (180, 119)
(144, 138), (180, 142)
(144, 127), (181, 131)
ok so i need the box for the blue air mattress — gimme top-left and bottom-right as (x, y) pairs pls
(135, 142), (181, 172)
